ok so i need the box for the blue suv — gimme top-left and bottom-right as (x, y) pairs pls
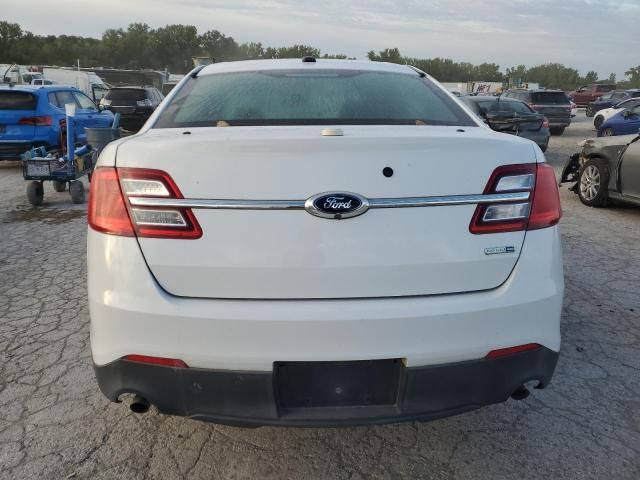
(0, 85), (114, 160)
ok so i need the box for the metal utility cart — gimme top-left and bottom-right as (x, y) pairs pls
(21, 105), (120, 206)
(22, 143), (94, 205)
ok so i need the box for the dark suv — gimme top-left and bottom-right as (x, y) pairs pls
(586, 89), (640, 117)
(502, 89), (572, 135)
(100, 87), (163, 132)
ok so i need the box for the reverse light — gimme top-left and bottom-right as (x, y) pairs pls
(470, 163), (562, 234)
(485, 343), (541, 359)
(123, 355), (189, 368)
(136, 99), (153, 107)
(19, 115), (52, 126)
(88, 167), (202, 239)
(119, 168), (202, 239)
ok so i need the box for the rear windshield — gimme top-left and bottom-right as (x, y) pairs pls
(106, 89), (147, 101)
(531, 92), (570, 105)
(475, 100), (534, 114)
(0, 91), (37, 110)
(596, 85), (615, 92)
(154, 70), (476, 128)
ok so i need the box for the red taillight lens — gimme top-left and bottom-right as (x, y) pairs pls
(528, 163), (562, 230)
(470, 163), (561, 234)
(542, 117), (550, 128)
(88, 167), (202, 239)
(19, 115), (52, 126)
(485, 343), (541, 359)
(118, 168), (202, 239)
(123, 355), (189, 368)
(88, 167), (135, 236)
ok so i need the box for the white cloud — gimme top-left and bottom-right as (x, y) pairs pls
(3, 0), (639, 77)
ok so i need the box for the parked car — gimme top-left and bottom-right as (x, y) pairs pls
(461, 96), (550, 151)
(560, 133), (640, 207)
(0, 85), (114, 160)
(593, 97), (640, 129)
(88, 58), (563, 427)
(568, 83), (616, 107)
(502, 89), (572, 135)
(586, 89), (640, 117)
(99, 86), (163, 132)
(597, 104), (640, 137)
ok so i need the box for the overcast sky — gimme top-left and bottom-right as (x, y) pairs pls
(5, 0), (639, 78)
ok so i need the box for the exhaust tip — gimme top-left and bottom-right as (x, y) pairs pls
(511, 385), (530, 401)
(130, 395), (150, 414)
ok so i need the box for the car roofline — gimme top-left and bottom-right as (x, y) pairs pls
(197, 58), (418, 77)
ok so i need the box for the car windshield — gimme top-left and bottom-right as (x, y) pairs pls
(476, 100), (534, 114)
(0, 91), (37, 110)
(154, 69), (476, 128)
(531, 92), (570, 105)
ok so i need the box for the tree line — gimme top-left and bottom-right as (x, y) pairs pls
(1, 21), (639, 90)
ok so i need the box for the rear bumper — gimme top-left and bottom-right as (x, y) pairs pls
(95, 346), (559, 427)
(546, 117), (571, 128)
(0, 141), (48, 160)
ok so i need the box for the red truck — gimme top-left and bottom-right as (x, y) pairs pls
(568, 84), (616, 107)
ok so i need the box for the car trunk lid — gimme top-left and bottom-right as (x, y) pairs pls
(115, 125), (537, 299)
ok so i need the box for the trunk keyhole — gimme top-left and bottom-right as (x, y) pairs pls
(383, 167), (394, 178)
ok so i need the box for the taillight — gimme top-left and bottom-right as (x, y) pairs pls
(528, 163), (562, 230)
(469, 163), (561, 234)
(119, 168), (201, 239)
(528, 103), (538, 110)
(542, 117), (550, 128)
(19, 115), (52, 126)
(485, 343), (541, 359)
(88, 168), (135, 236)
(88, 167), (202, 239)
(123, 355), (189, 368)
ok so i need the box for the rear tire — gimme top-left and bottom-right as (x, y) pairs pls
(69, 180), (85, 204)
(550, 127), (565, 136)
(27, 181), (44, 206)
(578, 158), (609, 207)
(52, 180), (66, 192)
(586, 106), (594, 117)
(602, 128), (614, 137)
(594, 115), (604, 129)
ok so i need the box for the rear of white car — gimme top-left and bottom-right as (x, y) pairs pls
(88, 59), (563, 427)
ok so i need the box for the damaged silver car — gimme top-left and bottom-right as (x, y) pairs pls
(560, 132), (640, 207)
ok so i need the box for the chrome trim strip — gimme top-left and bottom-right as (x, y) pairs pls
(128, 197), (307, 210)
(367, 192), (530, 208)
(128, 192), (530, 210)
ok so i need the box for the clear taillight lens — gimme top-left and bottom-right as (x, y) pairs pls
(136, 99), (152, 107)
(469, 163), (561, 234)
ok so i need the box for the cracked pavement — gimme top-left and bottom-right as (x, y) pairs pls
(1, 113), (639, 479)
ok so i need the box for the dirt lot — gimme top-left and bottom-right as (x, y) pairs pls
(1, 113), (639, 479)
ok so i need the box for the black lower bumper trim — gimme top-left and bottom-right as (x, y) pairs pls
(94, 347), (558, 427)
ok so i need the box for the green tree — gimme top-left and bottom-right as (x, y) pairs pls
(584, 71), (598, 83)
(625, 66), (640, 87)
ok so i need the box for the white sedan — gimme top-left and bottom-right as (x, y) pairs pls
(87, 58), (564, 427)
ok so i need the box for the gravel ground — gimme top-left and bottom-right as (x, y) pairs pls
(1, 113), (639, 479)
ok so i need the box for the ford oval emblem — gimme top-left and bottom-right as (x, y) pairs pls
(305, 192), (369, 219)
